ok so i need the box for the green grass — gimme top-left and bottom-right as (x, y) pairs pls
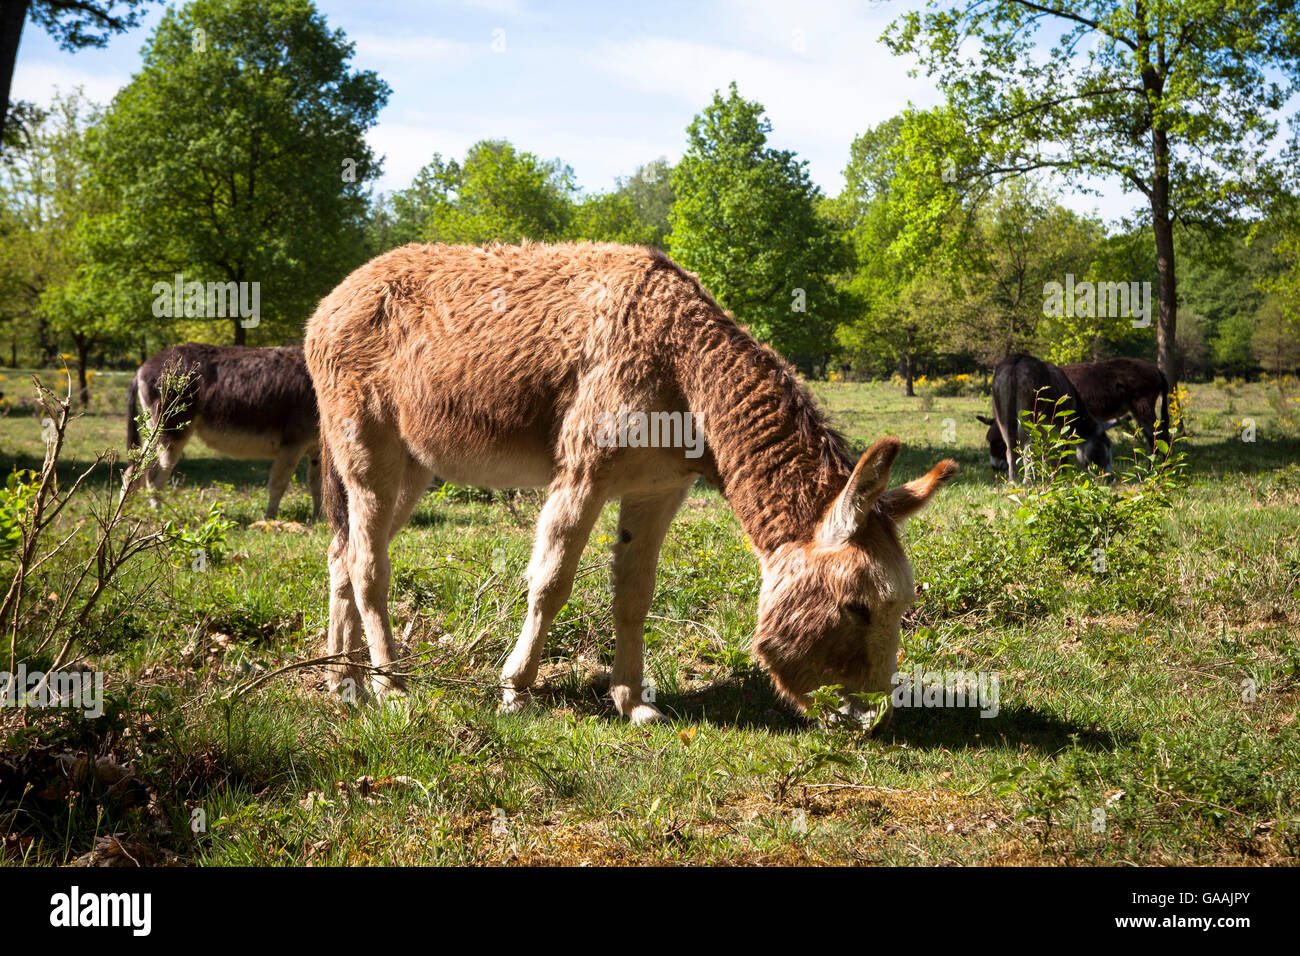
(1, 370), (1297, 866)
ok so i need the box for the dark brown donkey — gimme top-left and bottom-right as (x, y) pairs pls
(979, 356), (1169, 471)
(124, 344), (321, 518)
(306, 241), (957, 725)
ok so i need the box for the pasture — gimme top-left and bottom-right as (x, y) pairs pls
(1, 370), (1297, 866)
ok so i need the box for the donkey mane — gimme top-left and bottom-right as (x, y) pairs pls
(648, 253), (854, 553)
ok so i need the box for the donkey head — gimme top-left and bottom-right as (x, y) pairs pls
(1076, 416), (1127, 475)
(976, 414), (1005, 472)
(753, 437), (957, 726)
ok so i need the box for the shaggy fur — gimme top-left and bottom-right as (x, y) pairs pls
(123, 344), (321, 519)
(305, 241), (957, 723)
(987, 353), (1119, 481)
(979, 357), (1169, 470)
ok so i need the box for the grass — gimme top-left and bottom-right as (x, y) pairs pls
(0, 368), (1297, 866)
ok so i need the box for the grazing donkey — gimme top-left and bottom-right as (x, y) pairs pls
(124, 344), (321, 519)
(306, 241), (957, 725)
(1061, 357), (1170, 452)
(978, 357), (1167, 471)
(983, 353), (1121, 481)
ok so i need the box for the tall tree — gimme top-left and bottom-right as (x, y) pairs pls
(669, 83), (850, 372)
(885, 0), (1300, 387)
(1, 1), (159, 147)
(0, 89), (107, 389)
(81, 0), (388, 344)
(417, 140), (575, 246)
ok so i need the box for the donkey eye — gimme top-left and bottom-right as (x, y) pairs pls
(844, 602), (871, 624)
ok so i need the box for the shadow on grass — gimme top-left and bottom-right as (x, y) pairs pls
(883, 702), (1124, 752)
(535, 668), (1123, 754)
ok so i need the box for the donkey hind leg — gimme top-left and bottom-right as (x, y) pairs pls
(500, 476), (607, 713)
(1129, 398), (1158, 453)
(341, 448), (425, 699)
(264, 445), (306, 519)
(326, 532), (365, 696)
(326, 462), (432, 699)
(610, 487), (690, 724)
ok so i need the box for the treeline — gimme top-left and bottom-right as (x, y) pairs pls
(1, 0), (1298, 407)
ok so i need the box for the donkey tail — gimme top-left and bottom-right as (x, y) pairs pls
(320, 433), (349, 547)
(126, 371), (141, 451)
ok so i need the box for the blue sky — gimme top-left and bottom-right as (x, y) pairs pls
(9, 0), (1289, 225)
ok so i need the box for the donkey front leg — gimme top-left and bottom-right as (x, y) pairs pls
(307, 447), (323, 520)
(499, 477), (606, 713)
(145, 434), (189, 509)
(609, 487), (689, 724)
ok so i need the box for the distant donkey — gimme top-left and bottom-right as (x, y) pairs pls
(124, 344), (321, 519)
(983, 353), (1122, 481)
(306, 241), (957, 725)
(979, 357), (1167, 472)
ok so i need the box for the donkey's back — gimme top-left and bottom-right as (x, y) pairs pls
(306, 241), (683, 489)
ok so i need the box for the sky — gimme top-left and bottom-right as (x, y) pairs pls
(7, 0), (1286, 227)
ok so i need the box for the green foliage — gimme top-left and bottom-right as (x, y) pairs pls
(165, 503), (237, 565)
(0, 469), (39, 562)
(884, 0), (1300, 383)
(668, 83), (851, 371)
(73, 0), (390, 345)
(1010, 398), (1185, 586)
(416, 141), (575, 245)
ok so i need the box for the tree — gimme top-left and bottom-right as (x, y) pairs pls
(569, 190), (659, 245)
(1251, 297), (1300, 376)
(80, 0), (389, 345)
(668, 83), (850, 372)
(885, 0), (1300, 388)
(420, 140), (575, 246)
(834, 115), (935, 392)
(613, 158), (673, 249)
(569, 159), (675, 248)
(0, 89), (112, 395)
(2, 1), (160, 147)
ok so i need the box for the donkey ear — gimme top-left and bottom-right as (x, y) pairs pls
(879, 459), (959, 525)
(976, 414), (995, 426)
(819, 437), (901, 546)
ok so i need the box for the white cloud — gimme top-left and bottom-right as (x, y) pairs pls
(9, 59), (129, 110)
(588, 33), (932, 192)
(350, 33), (474, 68)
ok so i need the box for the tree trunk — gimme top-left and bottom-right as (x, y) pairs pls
(903, 328), (915, 397)
(74, 335), (90, 407)
(0, 0), (29, 147)
(233, 317), (246, 346)
(1144, 53), (1178, 390)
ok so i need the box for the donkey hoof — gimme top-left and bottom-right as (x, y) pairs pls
(626, 703), (665, 726)
(373, 682), (407, 700)
(328, 671), (367, 702)
(499, 688), (531, 714)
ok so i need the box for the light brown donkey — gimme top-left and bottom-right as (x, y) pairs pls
(305, 241), (957, 725)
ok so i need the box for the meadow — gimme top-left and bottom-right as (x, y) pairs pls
(1, 369), (1297, 866)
